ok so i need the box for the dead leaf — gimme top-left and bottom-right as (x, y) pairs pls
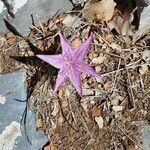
(112, 105), (123, 112)
(92, 56), (106, 64)
(0, 36), (6, 47)
(82, 89), (94, 96)
(142, 48), (150, 63)
(83, 0), (116, 21)
(95, 116), (104, 129)
(111, 43), (122, 52)
(91, 106), (101, 117)
(57, 115), (65, 124)
(36, 119), (43, 129)
(51, 101), (59, 116)
(104, 81), (112, 90)
(108, 10), (134, 36)
(139, 64), (148, 75)
(71, 38), (81, 48)
(44, 144), (57, 150)
(62, 14), (81, 28)
(6, 32), (16, 45)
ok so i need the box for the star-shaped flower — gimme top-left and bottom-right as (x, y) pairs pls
(37, 32), (101, 96)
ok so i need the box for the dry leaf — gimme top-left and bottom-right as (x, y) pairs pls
(83, 0), (116, 21)
(142, 48), (150, 63)
(104, 81), (112, 90)
(44, 144), (57, 150)
(95, 116), (104, 129)
(82, 88), (94, 96)
(0, 36), (6, 47)
(139, 64), (148, 75)
(57, 115), (65, 124)
(36, 119), (43, 129)
(51, 101), (59, 116)
(91, 106), (101, 117)
(112, 105), (123, 112)
(6, 32), (16, 45)
(108, 11), (134, 36)
(62, 14), (81, 28)
(71, 38), (81, 48)
(92, 56), (106, 64)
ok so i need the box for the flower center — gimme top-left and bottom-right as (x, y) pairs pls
(65, 60), (74, 68)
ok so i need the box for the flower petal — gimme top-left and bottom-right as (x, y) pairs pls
(37, 54), (63, 69)
(75, 62), (100, 78)
(58, 32), (72, 58)
(67, 65), (82, 96)
(73, 33), (93, 61)
(53, 67), (67, 93)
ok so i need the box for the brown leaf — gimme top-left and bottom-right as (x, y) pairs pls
(83, 0), (116, 21)
(108, 9), (135, 36)
(139, 65), (148, 75)
(91, 106), (101, 117)
(71, 38), (81, 48)
(44, 144), (57, 150)
(36, 119), (43, 129)
(0, 36), (6, 47)
(6, 32), (16, 45)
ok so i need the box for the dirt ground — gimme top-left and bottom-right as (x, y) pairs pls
(0, 1), (150, 150)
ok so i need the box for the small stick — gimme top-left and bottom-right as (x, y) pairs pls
(123, 58), (135, 109)
(110, 58), (122, 93)
(101, 63), (150, 77)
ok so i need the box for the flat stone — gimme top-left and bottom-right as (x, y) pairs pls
(0, 70), (48, 150)
(0, 0), (73, 35)
(141, 126), (150, 150)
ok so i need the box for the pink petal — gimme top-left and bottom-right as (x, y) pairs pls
(37, 54), (63, 69)
(58, 32), (72, 58)
(67, 65), (82, 96)
(75, 62), (100, 78)
(53, 67), (67, 93)
(73, 33), (93, 61)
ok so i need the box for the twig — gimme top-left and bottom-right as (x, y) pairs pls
(101, 63), (150, 77)
(35, 14), (45, 35)
(123, 58), (135, 109)
(74, 101), (94, 139)
(110, 58), (122, 93)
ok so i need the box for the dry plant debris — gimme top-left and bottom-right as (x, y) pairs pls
(0, 0), (150, 149)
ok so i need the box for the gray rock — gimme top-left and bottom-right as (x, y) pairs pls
(0, 69), (48, 150)
(0, 0), (73, 35)
(141, 125), (150, 150)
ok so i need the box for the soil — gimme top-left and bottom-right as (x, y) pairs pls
(0, 2), (150, 150)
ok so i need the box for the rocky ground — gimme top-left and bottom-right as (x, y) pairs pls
(0, 0), (150, 150)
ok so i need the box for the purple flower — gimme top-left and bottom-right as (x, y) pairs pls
(37, 32), (101, 96)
